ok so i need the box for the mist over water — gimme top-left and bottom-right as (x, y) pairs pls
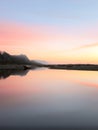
(0, 69), (98, 129)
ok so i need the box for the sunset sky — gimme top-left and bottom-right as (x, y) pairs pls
(0, 0), (98, 64)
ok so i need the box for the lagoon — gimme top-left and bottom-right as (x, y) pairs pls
(0, 68), (98, 129)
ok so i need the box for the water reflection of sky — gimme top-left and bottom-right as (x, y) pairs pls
(0, 69), (98, 128)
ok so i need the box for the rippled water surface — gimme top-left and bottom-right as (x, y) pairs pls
(0, 68), (98, 129)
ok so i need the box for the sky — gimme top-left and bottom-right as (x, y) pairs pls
(0, 0), (98, 64)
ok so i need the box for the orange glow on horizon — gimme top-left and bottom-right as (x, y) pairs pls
(0, 21), (98, 64)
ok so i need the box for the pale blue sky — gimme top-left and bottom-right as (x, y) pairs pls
(0, 0), (98, 27)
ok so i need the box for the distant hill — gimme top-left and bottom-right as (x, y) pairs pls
(33, 60), (48, 64)
(0, 51), (42, 66)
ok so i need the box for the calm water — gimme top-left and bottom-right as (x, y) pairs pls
(0, 68), (98, 129)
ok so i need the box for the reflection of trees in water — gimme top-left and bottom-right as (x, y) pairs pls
(0, 69), (29, 79)
(0, 67), (37, 79)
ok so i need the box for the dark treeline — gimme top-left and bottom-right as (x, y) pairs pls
(0, 51), (42, 66)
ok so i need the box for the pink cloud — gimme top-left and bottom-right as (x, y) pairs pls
(0, 21), (68, 46)
(72, 42), (98, 51)
(0, 22), (45, 45)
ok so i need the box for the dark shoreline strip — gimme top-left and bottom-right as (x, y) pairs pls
(45, 64), (98, 71)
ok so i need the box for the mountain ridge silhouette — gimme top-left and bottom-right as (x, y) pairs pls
(0, 51), (42, 66)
